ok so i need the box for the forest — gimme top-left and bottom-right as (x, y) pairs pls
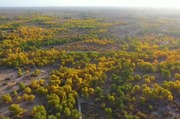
(0, 8), (179, 119)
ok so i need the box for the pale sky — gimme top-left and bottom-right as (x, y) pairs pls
(0, 0), (180, 8)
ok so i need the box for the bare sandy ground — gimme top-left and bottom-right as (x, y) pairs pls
(0, 67), (50, 117)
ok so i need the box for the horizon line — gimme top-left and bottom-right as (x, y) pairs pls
(0, 6), (180, 9)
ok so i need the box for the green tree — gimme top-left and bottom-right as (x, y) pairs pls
(8, 104), (23, 116)
(56, 112), (61, 118)
(18, 68), (22, 76)
(19, 82), (26, 90)
(31, 105), (47, 119)
(140, 62), (155, 73)
(105, 108), (112, 118)
(36, 86), (48, 95)
(150, 76), (155, 82)
(23, 94), (35, 102)
(1, 94), (12, 103)
(47, 93), (60, 107)
(174, 73), (180, 80)
(161, 69), (171, 79)
(107, 94), (115, 104)
(48, 115), (57, 119)
(55, 104), (63, 112)
(94, 86), (103, 97)
(134, 75), (141, 81)
(13, 90), (18, 96)
(131, 85), (140, 94)
(64, 107), (71, 117)
(24, 87), (32, 94)
(71, 109), (80, 119)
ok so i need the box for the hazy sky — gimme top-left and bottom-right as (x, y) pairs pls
(0, 0), (180, 8)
